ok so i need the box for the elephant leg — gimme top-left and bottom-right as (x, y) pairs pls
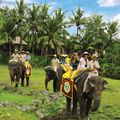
(10, 75), (15, 85)
(72, 100), (78, 115)
(15, 74), (20, 87)
(72, 88), (78, 114)
(53, 78), (57, 92)
(86, 97), (92, 117)
(66, 97), (71, 114)
(79, 96), (87, 119)
(26, 77), (29, 86)
(9, 71), (15, 85)
(21, 70), (25, 87)
(21, 75), (24, 87)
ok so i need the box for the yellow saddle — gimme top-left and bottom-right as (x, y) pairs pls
(63, 70), (79, 79)
(24, 61), (32, 68)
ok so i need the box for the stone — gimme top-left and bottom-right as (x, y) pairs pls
(36, 110), (44, 119)
(19, 105), (36, 112)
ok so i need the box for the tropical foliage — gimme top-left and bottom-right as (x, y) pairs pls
(0, 0), (120, 78)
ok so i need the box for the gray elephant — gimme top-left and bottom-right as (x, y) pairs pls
(8, 60), (31, 87)
(66, 72), (108, 120)
(8, 60), (23, 87)
(44, 65), (64, 92)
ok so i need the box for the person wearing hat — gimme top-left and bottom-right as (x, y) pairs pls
(51, 54), (60, 73)
(77, 51), (90, 71)
(20, 50), (26, 63)
(89, 54), (100, 76)
(11, 49), (20, 62)
(71, 52), (79, 70)
(25, 51), (31, 61)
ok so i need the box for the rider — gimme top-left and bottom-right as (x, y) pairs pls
(23, 51), (32, 86)
(71, 52), (79, 70)
(11, 50), (20, 62)
(77, 51), (90, 72)
(20, 50), (26, 64)
(51, 54), (60, 73)
(89, 54), (100, 76)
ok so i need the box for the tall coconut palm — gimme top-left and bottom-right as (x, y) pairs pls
(84, 15), (106, 51)
(15, 0), (27, 52)
(103, 21), (119, 50)
(70, 7), (86, 39)
(40, 8), (67, 56)
(25, 4), (40, 55)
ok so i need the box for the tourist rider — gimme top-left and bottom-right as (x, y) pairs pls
(11, 49), (20, 62)
(89, 54), (100, 76)
(51, 54), (60, 73)
(77, 51), (90, 71)
(71, 52), (79, 70)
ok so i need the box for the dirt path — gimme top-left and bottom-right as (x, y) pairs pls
(43, 111), (81, 120)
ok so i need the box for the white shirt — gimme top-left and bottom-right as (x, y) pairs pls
(77, 57), (90, 70)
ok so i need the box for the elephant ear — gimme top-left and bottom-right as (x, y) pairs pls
(83, 77), (95, 93)
(103, 80), (108, 90)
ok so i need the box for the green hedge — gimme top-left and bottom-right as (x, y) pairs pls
(0, 52), (9, 64)
(30, 55), (52, 68)
(0, 52), (52, 67)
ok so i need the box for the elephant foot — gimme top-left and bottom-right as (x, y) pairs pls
(26, 84), (29, 87)
(15, 83), (18, 87)
(66, 109), (71, 115)
(80, 117), (89, 120)
(72, 110), (77, 115)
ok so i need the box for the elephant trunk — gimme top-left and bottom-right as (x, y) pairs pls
(91, 100), (101, 112)
(45, 77), (49, 91)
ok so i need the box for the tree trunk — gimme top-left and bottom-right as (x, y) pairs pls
(102, 35), (112, 51)
(19, 35), (23, 52)
(77, 26), (79, 38)
(6, 33), (11, 57)
(45, 36), (50, 59)
(9, 40), (12, 57)
(32, 32), (35, 56)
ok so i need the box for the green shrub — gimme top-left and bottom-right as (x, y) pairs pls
(30, 55), (52, 68)
(0, 52), (9, 64)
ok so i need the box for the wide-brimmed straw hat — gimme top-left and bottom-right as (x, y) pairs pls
(53, 54), (57, 57)
(14, 50), (18, 52)
(91, 54), (98, 59)
(26, 51), (30, 54)
(82, 51), (90, 56)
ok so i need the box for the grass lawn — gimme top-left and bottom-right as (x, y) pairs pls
(0, 64), (120, 120)
(0, 64), (52, 91)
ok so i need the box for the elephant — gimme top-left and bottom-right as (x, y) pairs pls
(44, 65), (64, 92)
(8, 60), (31, 87)
(8, 60), (23, 87)
(21, 65), (31, 87)
(66, 72), (108, 120)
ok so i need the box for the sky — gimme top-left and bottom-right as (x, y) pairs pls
(0, 0), (120, 35)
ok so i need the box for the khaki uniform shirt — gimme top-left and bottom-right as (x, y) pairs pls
(89, 60), (100, 76)
(51, 58), (59, 72)
(11, 53), (20, 62)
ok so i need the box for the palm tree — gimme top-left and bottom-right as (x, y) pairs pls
(70, 7), (86, 39)
(25, 4), (40, 55)
(0, 8), (17, 56)
(103, 21), (119, 50)
(40, 8), (67, 56)
(15, 0), (27, 52)
(84, 15), (106, 51)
